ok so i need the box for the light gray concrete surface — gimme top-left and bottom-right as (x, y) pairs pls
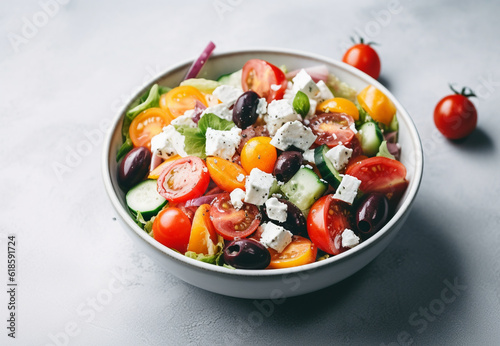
(1, 0), (499, 345)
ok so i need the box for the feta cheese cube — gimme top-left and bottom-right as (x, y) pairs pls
(236, 173), (245, 182)
(259, 222), (293, 253)
(151, 125), (188, 159)
(270, 120), (317, 151)
(334, 174), (361, 205)
(306, 98), (317, 118)
(302, 149), (316, 164)
(205, 127), (242, 160)
(230, 188), (246, 210)
(201, 103), (233, 121)
(325, 144), (353, 171)
(244, 168), (276, 205)
(315, 80), (334, 103)
(264, 197), (288, 223)
(212, 85), (243, 106)
(292, 69), (320, 98)
(265, 99), (301, 135)
(171, 110), (197, 128)
(341, 229), (360, 248)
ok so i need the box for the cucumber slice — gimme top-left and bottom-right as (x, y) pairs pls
(217, 69), (242, 88)
(126, 180), (167, 220)
(358, 121), (383, 157)
(281, 167), (327, 211)
(314, 144), (342, 188)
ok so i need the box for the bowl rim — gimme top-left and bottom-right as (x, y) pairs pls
(102, 47), (424, 278)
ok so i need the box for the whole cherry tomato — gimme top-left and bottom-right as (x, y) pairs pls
(434, 85), (477, 139)
(342, 38), (381, 80)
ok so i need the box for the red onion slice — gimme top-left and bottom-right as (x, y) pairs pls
(185, 193), (225, 208)
(183, 41), (216, 80)
(286, 65), (329, 83)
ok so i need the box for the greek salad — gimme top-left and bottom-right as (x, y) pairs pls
(116, 44), (408, 270)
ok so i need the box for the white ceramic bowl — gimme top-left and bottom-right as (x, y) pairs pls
(102, 48), (423, 299)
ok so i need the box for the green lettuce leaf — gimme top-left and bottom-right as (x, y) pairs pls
(198, 113), (235, 134)
(376, 141), (396, 160)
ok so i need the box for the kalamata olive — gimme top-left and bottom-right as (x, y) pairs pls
(118, 147), (151, 190)
(223, 238), (271, 269)
(273, 151), (303, 182)
(261, 199), (307, 236)
(233, 91), (260, 129)
(356, 193), (389, 236)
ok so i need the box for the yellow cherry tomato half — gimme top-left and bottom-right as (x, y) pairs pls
(267, 236), (317, 269)
(317, 97), (360, 121)
(187, 204), (218, 255)
(206, 157), (247, 192)
(129, 107), (172, 149)
(160, 85), (208, 119)
(240, 137), (277, 174)
(357, 85), (396, 125)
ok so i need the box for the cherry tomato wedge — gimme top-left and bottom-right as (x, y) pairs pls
(210, 193), (261, 240)
(317, 98), (360, 121)
(148, 155), (181, 179)
(345, 156), (408, 204)
(309, 112), (356, 148)
(206, 157), (246, 192)
(357, 85), (396, 126)
(152, 207), (192, 253)
(129, 108), (172, 149)
(159, 86), (208, 119)
(307, 195), (352, 255)
(187, 204), (218, 255)
(242, 59), (287, 103)
(157, 156), (210, 203)
(240, 136), (277, 174)
(267, 236), (317, 269)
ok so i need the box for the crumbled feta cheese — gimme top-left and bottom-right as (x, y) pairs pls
(341, 229), (360, 248)
(302, 149), (315, 164)
(256, 98), (267, 115)
(244, 168), (276, 205)
(270, 120), (317, 151)
(334, 174), (361, 205)
(292, 69), (320, 99)
(212, 85), (243, 106)
(171, 110), (197, 128)
(264, 197), (288, 223)
(259, 222), (293, 253)
(151, 125), (188, 159)
(205, 127), (242, 160)
(265, 100), (301, 135)
(230, 188), (246, 210)
(315, 80), (334, 103)
(325, 144), (353, 171)
(236, 173), (245, 182)
(201, 103), (233, 121)
(349, 122), (358, 134)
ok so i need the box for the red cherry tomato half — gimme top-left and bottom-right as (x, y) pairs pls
(242, 59), (287, 103)
(434, 86), (477, 139)
(157, 156), (210, 203)
(210, 193), (261, 240)
(307, 195), (352, 255)
(309, 112), (356, 148)
(345, 156), (408, 205)
(152, 207), (192, 253)
(342, 41), (381, 79)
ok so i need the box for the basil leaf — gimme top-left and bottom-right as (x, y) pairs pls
(293, 91), (310, 118)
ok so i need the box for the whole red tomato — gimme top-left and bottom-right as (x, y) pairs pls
(434, 85), (477, 139)
(342, 38), (381, 79)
